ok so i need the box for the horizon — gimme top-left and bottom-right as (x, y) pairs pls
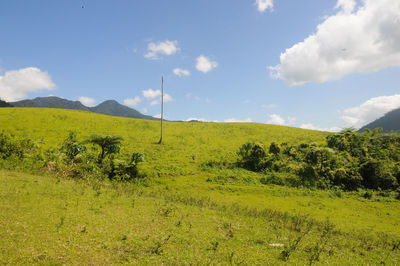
(1, 0), (400, 131)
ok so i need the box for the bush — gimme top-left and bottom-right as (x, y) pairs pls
(60, 131), (86, 161)
(0, 132), (25, 159)
(237, 142), (266, 171)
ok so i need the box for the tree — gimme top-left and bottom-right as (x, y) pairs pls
(85, 135), (123, 162)
(237, 142), (266, 171)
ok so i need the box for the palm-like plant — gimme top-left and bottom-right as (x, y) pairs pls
(85, 135), (123, 162)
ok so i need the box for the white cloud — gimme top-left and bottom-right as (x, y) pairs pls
(340, 94), (400, 128)
(224, 118), (253, 123)
(335, 0), (357, 14)
(300, 123), (342, 132)
(0, 67), (55, 102)
(185, 92), (192, 99)
(173, 68), (190, 77)
(154, 113), (161, 119)
(144, 40), (180, 59)
(185, 117), (208, 122)
(123, 96), (141, 107)
(261, 103), (277, 109)
(149, 93), (173, 106)
(79, 96), (96, 107)
(164, 93), (173, 102)
(142, 89), (161, 99)
(142, 107), (148, 114)
(150, 100), (159, 106)
(196, 55), (218, 74)
(269, 0), (400, 85)
(266, 114), (285, 125)
(256, 0), (273, 12)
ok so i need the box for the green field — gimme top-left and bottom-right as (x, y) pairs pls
(1, 108), (400, 264)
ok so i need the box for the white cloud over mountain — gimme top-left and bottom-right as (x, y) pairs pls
(341, 94), (400, 128)
(123, 96), (141, 107)
(0, 67), (55, 102)
(79, 96), (96, 107)
(270, 0), (400, 85)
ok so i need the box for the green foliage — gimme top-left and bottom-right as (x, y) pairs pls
(60, 131), (86, 161)
(238, 129), (400, 191)
(110, 152), (145, 181)
(85, 134), (123, 162)
(237, 142), (267, 171)
(0, 132), (33, 160)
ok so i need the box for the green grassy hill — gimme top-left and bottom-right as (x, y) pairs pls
(1, 108), (399, 264)
(0, 107), (327, 177)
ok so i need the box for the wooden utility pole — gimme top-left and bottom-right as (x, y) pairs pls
(158, 76), (164, 144)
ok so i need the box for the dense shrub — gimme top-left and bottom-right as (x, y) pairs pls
(238, 129), (400, 191)
(237, 142), (266, 171)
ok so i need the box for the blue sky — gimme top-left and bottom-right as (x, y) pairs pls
(1, 0), (400, 131)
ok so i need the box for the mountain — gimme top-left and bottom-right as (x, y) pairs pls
(90, 100), (157, 120)
(0, 99), (13, 107)
(8, 96), (157, 120)
(359, 107), (400, 132)
(12, 96), (90, 111)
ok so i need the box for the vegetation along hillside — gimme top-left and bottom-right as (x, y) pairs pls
(1, 107), (400, 264)
(359, 107), (400, 133)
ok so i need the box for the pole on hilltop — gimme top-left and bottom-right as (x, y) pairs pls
(158, 76), (164, 144)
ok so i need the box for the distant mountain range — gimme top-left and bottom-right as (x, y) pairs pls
(359, 107), (400, 133)
(4, 96), (158, 120)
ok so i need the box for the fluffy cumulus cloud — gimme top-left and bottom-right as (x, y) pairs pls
(340, 94), (400, 128)
(79, 96), (96, 107)
(142, 89), (161, 99)
(0, 67), (55, 102)
(123, 96), (141, 107)
(256, 0), (273, 12)
(300, 123), (342, 132)
(224, 118), (253, 123)
(266, 114), (285, 125)
(173, 68), (190, 77)
(196, 55), (218, 74)
(266, 114), (297, 126)
(153, 113), (161, 119)
(269, 0), (400, 85)
(142, 108), (148, 114)
(144, 40), (179, 59)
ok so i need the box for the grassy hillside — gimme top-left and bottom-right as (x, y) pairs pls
(0, 107), (327, 177)
(1, 170), (399, 265)
(1, 108), (400, 264)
